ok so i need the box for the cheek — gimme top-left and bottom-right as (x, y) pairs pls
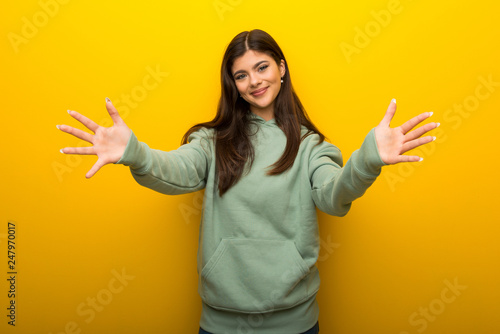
(266, 70), (280, 83)
(234, 81), (241, 92)
(235, 81), (247, 94)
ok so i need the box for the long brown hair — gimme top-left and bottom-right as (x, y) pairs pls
(182, 29), (325, 196)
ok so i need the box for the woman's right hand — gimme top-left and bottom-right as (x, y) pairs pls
(57, 98), (132, 178)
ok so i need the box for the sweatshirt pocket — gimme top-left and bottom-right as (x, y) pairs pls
(200, 238), (311, 313)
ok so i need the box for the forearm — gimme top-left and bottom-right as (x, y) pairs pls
(115, 131), (209, 195)
(312, 128), (386, 216)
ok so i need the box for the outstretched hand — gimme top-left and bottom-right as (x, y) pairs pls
(57, 98), (131, 178)
(374, 99), (439, 165)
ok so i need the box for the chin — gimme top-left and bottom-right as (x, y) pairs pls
(251, 102), (272, 110)
(251, 96), (275, 108)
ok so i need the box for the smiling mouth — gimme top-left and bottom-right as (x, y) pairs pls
(251, 87), (268, 96)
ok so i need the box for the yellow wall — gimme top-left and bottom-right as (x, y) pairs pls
(1, 0), (499, 333)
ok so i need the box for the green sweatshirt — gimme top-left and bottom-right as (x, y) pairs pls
(116, 112), (386, 333)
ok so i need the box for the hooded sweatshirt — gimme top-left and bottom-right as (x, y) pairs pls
(115, 112), (386, 333)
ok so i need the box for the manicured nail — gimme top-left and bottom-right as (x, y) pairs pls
(419, 157), (424, 162)
(429, 111), (433, 117)
(60, 149), (65, 154)
(56, 125), (60, 130)
(106, 97), (111, 103)
(436, 122), (440, 127)
(433, 136), (437, 141)
(392, 98), (396, 104)
(67, 109), (72, 114)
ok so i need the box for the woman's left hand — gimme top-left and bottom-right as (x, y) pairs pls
(374, 99), (439, 165)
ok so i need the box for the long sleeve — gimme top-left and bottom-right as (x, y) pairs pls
(309, 128), (387, 216)
(115, 128), (214, 195)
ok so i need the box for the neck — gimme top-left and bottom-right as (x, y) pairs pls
(250, 105), (275, 121)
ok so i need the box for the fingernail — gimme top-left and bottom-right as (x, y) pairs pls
(106, 97), (111, 103)
(419, 157), (424, 162)
(67, 109), (72, 114)
(392, 98), (396, 104)
(436, 122), (441, 127)
(60, 149), (65, 154)
(56, 125), (60, 130)
(429, 111), (433, 117)
(433, 136), (437, 141)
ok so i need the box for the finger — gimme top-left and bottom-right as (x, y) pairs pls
(396, 155), (422, 163)
(379, 98), (397, 127)
(401, 135), (436, 153)
(400, 111), (433, 134)
(405, 122), (440, 142)
(68, 109), (100, 133)
(57, 124), (94, 143)
(105, 98), (124, 126)
(60, 146), (95, 155)
(85, 159), (106, 179)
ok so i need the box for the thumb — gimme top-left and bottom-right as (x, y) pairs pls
(85, 158), (106, 179)
(379, 98), (397, 127)
(105, 97), (124, 126)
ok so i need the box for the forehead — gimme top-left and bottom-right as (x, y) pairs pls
(231, 50), (274, 72)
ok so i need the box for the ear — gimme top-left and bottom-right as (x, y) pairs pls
(279, 59), (286, 78)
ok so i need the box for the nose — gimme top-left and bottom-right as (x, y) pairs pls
(249, 73), (262, 87)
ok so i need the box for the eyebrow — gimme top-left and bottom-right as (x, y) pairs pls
(232, 60), (269, 77)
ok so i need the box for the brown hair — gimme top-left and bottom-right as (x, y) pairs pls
(182, 29), (325, 196)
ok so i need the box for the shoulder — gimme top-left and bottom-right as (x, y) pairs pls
(300, 126), (340, 152)
(300, 126), (343, 165)
(187, 127), (216, 143)
(180, 127), (216, 160)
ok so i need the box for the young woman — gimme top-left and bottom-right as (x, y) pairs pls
(58, 29), (438, 334)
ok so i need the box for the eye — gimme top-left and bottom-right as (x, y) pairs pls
(258, 64), (269, 72)
(235, 73), (246, 80)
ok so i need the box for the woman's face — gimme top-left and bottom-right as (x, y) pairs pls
(231, 50), (285, 118)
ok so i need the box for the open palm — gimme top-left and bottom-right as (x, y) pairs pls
(374, 99), (439, 165)
(57, 98), (131, 178)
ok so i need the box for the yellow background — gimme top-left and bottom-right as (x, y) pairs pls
(1, 0), (499, 333)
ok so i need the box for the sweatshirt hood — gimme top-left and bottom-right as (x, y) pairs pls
(248, 111), (277, 126)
